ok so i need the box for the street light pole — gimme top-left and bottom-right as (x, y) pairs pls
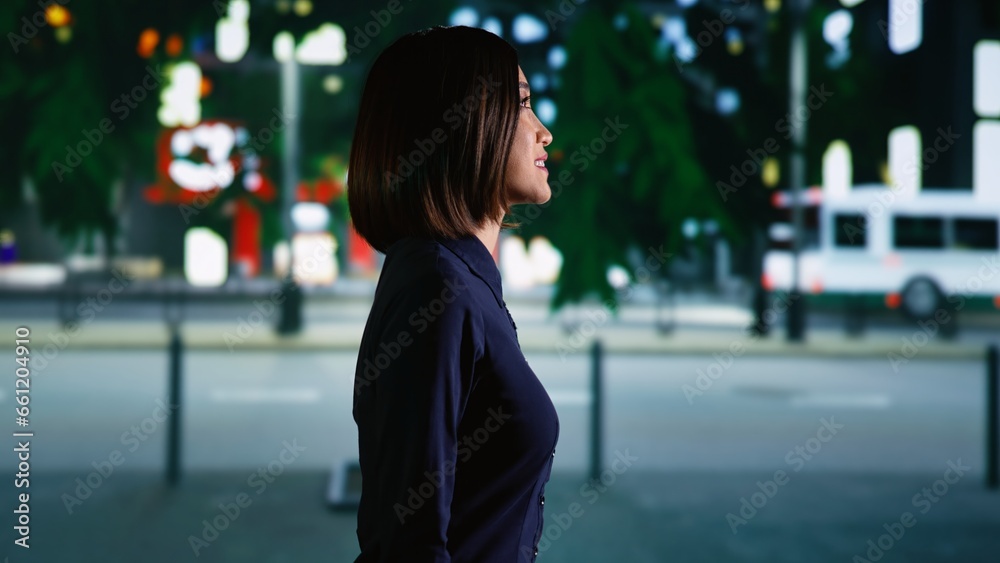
(281, 56), (300, 247)
(277, 56), (303, 335)
(786, 0), (809, 342)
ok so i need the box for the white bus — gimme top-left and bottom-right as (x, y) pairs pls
(763, 183), (1000, 323)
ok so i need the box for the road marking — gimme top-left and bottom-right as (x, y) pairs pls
(210, 387), (322, 403)
(730, 385), (799, 399)
(674, 306), (753, 327)
(547, 390), (591, 406)
(791, 393), (891, 409)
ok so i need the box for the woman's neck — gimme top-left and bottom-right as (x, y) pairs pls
(472, 219), (501, 257)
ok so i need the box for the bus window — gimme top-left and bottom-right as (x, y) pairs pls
(893, 216), (944, 249)
(833, 213), (867, 248)
(953, 218), (999, 250)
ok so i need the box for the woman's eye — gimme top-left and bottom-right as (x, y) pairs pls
(520, 95), (531, 109)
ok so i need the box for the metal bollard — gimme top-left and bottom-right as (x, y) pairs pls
(166, 322), (183, 487)
(987, 344), (998, 490)
(589, 339), (603, 483)
(844, 294), (866, 337)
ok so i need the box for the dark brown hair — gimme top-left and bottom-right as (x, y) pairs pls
(347, 26), (521, 254)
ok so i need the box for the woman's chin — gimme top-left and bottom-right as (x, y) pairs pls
(532, 185), (552, 204)
(509, 188), (550, 206)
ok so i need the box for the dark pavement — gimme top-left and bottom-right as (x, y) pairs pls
(3, 469), (999, 562)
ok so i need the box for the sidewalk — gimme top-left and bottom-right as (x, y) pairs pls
(10, 469), (1000, 562)
(0, 316), (987, 359)
(2, 278), (996, 359)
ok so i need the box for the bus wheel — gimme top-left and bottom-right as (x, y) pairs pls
(900, 276), (944, 321)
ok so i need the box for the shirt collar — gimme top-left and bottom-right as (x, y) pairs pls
(435, 233), (504, 308)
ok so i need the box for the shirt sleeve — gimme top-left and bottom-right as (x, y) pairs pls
(357, 266), (482, 561)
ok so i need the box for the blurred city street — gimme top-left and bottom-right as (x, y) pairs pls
(0, 287), (995, 474)
(3, 0), (1000, 560)
(1, 287), (999, 561)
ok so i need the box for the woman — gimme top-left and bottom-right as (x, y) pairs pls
(348, 25), (560, 563)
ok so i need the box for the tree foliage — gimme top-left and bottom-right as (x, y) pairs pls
(514, 2), (731, 313)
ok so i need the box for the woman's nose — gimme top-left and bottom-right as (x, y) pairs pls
(538, 123), (552, 147)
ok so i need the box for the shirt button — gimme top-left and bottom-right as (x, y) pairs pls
(534, 548), (539, 556)
(551, 449), (556, 457)
(540, 495), (545, 506)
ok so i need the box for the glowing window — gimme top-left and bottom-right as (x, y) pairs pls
(973, 120), (1000, 200)
(888, 126), (920, 195)
(974, 40), (1000, 117)
(822, 140), (852, 200)
(887, 0), (922, 54)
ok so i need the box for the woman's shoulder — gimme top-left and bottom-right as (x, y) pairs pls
(381, 236), (482, 303)
(387, 235), (473, 275)
(373, 238), (486, 354)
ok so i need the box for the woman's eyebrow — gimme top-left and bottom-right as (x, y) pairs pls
(518, 81), (530, 91)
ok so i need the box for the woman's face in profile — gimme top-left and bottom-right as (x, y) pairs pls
(505, 66), (553, 206)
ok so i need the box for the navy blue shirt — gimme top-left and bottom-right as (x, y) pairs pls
(353, 233), (560, 562)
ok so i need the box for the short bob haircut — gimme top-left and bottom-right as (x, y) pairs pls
(347, 26), (523, 255)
